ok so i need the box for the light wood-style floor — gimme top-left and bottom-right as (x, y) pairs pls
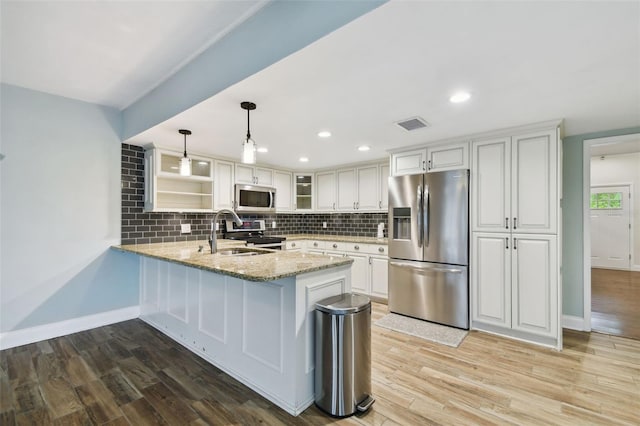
(592, 268), (640, 340)
(2, 303), (639, 425)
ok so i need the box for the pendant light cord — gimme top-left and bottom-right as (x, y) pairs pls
(183, 133), (188, 158)
(246, 108), (251, 140)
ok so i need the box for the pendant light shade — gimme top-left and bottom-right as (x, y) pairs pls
(241, 101), (257, 164)
(179, 129), (192, 176)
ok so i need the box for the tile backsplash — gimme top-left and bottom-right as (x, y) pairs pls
(121, 144), (388, 244)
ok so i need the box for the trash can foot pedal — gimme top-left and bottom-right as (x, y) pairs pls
(357, 395), (375, 412)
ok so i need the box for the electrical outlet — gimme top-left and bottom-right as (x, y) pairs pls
(181, 223), (191, 234)
(271, 221), (277, 228)
(215, 222), (219, 231)
(323, 222), (327, 228)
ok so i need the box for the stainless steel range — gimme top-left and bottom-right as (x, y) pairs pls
(223, 219), (286, 249)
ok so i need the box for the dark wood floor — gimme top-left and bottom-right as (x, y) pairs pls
(2, 303), (639, 425)
(592, 268), (640, 340)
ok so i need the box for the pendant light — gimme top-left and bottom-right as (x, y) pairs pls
(179, 129), (192, 176)
(241, 101), (257, 164)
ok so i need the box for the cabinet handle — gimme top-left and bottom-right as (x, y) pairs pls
(353, 202), (356, 209)
(314, 242), (318, 247)
(356, 202), (360, 209)
(291, 242), (296, 247)
(505, 237), (509, 250)
(422, 160), (426, 171)
(369, 257), (373, 265)
(505, 217), (509, 229)
(333, 243), (338, 249)
(379, 201), (382, 209)
(333, 202), (336, 210)
(513, 218), (517, 229)
(354, 245), (359, 250)
(428, 160), (432, 170)
(378, 247), (385, 253)
(513, 238), (517, 250)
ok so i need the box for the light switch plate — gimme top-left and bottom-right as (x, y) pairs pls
(181, 223), (191, 234)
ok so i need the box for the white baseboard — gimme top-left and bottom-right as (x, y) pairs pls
(562, 315), (587, 331)
(0, 306), (140, 350)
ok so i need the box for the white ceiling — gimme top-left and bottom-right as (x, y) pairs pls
(2, 1), (639, 170)
(0, 0), (267, 109)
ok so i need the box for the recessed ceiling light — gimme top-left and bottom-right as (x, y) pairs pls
(358, 145), (370, 152)
(450, 91), (471, 103)
(299, 157), (309, 162)
(257, 147), (268, 153)
(318, 131), (331, 138)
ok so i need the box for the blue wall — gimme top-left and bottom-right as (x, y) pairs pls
(0, 84), (139, 334)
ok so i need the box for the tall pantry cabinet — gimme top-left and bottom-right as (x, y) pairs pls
(470, 122), (562, 349)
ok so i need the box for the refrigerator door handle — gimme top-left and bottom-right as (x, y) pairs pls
(389, 261), (464, 274)
(417, 185), (423, 248)
(424, 185), (430, 247)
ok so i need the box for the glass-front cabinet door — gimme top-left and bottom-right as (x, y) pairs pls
(159, 152), (212, 179)
(294, 174), (313, 210)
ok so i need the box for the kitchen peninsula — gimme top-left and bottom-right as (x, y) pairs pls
(113, 240), (353, 416)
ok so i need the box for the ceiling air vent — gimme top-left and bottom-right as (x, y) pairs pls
(395, 116), (429, 131)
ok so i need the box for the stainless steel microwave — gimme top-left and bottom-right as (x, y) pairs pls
(234, 184), (276, 213)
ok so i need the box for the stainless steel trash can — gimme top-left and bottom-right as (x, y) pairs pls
(315, 293), (375, 417)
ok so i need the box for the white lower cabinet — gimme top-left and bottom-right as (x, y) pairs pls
(347, 252), (369, 293)
(289, 240), (388, 299)
(472, 232), (558, 342)
(369, 255), (388, 298)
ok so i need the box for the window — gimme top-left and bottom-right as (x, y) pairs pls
(590, 192), (622, 209)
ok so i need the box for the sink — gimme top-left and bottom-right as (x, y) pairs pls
(217, 247), (269, 256)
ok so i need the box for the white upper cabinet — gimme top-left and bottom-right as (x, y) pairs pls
(235, 164), (274, 186)
(391, 142), (470, 176)
(315, 171), (336, 211)
(472, 137), (511, 232)
(144, 148), (214, 213)
(273, 170), (293, 212)
(472, 129), (557, 234)
(426, 141), (469, 172)
(336, 168), (357, 211)
(214, 159), (235, 210)
(335, 165), (379, 211)
(357, 165), (379, 210)
(511, 129), (557, 234)
(379, 162), (390, 211)
(391, 148), (427, 175)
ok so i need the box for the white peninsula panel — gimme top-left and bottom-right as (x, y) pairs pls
(138, 256), (351, 416)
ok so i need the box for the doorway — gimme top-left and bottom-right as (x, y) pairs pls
(590, 184), (631, 270)
(584, 134), (640, 340)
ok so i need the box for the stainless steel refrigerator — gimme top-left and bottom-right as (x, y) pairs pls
(388, 169), (469, 329)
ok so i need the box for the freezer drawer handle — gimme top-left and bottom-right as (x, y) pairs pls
(389, 261), (463, 274)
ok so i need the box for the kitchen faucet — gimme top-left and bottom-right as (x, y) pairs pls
(209, 209), (243, 254)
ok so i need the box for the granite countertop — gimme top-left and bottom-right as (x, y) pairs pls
(112, 240), (353, 282)
(282, 234), (388, 245)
